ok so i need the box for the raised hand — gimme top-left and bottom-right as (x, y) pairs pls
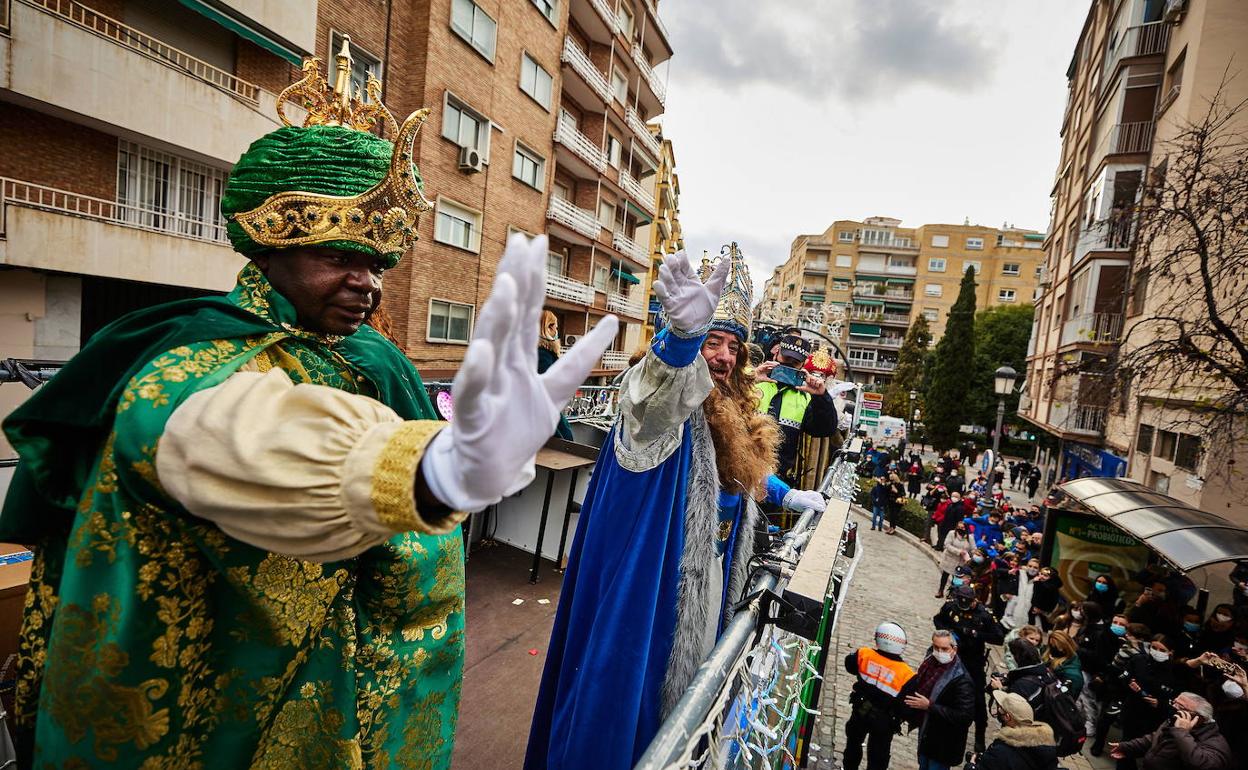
(421, 234), (618, 511)
(651, 252), (728, 335)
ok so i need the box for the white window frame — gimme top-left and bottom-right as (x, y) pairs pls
(998, 289), (1017, 302)
(451, 0), (498, 61)
(617, 3), (634, 37)
(963, 260), (982, 274)
(117, 140), (228, 240)
(597, 199), (616, 230)
(1002, 262), (1021, 276)
(329, 32), (382, 100)
(531, 0), (557, 24)
(831, 278), (851, 291)
(512, 141), (545, 191)
(835, 254), (853, 267)
(927, 257), (946, 272)
(546, 250), (565, 276)
(611, 68), (628, 103)
(434, 197), (483, 253)
(592, 264), (610, 292)
(922, 307), (939, 322)
(442, 92), (491, 160)
(930, 234), (949, 248)
(427, 298), (475, 344)
(924, 283), (943, 297)
(519, 52), (553, 109)
(606, 135), (622, 168)
(837, 230), (855, 243)
(966, 237), (985, 250)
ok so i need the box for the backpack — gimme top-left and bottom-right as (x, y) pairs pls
(1034, 676), (1085, 757)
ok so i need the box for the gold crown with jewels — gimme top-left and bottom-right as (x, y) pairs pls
(698, 242), (754, 340)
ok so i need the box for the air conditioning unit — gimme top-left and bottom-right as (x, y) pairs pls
(1163, 0), (1187, 23)
(458, 146), (484, 174)
(564, 334), (581, 347)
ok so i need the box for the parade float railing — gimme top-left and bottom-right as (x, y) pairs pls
(423, 382), (621, 428)
(634, 441), (865, 770)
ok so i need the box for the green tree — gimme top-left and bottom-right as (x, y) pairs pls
(882, 315), (932, 420)
(968, 304), (1035, 430)
(923, 267), (978, 449)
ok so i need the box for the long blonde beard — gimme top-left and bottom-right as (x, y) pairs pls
(703, 365), (780, 498)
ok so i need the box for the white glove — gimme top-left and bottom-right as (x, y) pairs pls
(651, 252), (729, 336)
(421, 234), (619, 512)
(782, 488), (827, 513)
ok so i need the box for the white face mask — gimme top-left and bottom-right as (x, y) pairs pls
(1224, 679), (1246, 700)
(933, 650), (955, 665)
(1216, 613), (1233, 623)
(1148, 648), (1171, 663)
(1071, 609), (1083, 620)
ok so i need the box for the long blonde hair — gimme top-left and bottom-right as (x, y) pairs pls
(1044, 629), (1078, 667)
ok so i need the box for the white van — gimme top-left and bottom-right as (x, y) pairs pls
(865, 416), (908, 447)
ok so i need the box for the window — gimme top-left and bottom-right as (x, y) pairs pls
(442, 94), (490, 157)
(519, 53), (553, 108)
(1002, 263), (1021, 276)
(838, 230), (855, 243)
(592, 264), (610, 292)
(1136, 423), (1154, 454)
(597, 199), (616, 229)
(927, 258), (946, 272)
(1175, 434), (1201, 472)
(117, 141), (227, 240)
(531, 0), (557, 23)
(1154, 430), (1178, 461)
(611, 69), (628, 103)
(547, 251), (565, 276)
(1035, 265), (1043, 278)
(966, 237), (984, 250)
(1130, 269), (1149, 315)
(835, 254), (853, 268)
(434, 198), (482, 252)
(832, 278), (851, 291)
(451, 0), (497, 60)
(330, 33), (381, 99)
(922, 307), (939, 322)
(606, 135), (622, 168)
(997, 289), (1017, 302)
(1149, 471), (1170, 494)
(930, 234), (949, 248)
(924, 283), (943, 297)
(512, 143), (545, 190)
(428, 299), (474, 343)
(963, 260), (981, 274)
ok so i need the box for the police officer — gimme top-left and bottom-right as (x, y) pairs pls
(754, 334), (842, 484)
(934, 584), (1006, 752)
(842, 622), (916, 770)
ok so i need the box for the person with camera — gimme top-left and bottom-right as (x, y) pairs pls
(754, 333), (842, 485)
(898, 630), (976, 770)
(935, 585), (1006, 752)
(1110, 692), (1232, 770)
(970, 691), (1058, 770)
(841, 622), (917, 770)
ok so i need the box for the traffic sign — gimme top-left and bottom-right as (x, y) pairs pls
(864, 392), (884, 401)
(861, 408), (881, 419)
(861, 418), (879, 427)
(863, 401), (882, 411)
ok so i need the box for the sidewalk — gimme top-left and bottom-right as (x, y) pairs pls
(810, 507), (1107, 770)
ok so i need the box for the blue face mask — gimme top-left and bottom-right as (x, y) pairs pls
(973, 556), (985, 564)
(1110, 623), (1127, 636)
(1095, 582), (1109, 593)
(1183, 621), (1201, 634)
(952, 577), (965, 587)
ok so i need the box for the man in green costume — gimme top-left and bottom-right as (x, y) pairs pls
(0, 47), (616, 768)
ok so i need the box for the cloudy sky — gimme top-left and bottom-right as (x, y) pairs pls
(658, 0), (1089, 287)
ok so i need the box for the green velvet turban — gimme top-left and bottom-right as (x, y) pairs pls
(221, 125), (422, 267)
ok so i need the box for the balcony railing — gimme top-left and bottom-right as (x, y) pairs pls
(887, 264), (918, 276)
(546, 196), (601, 240)
(1104, 21), (1171, 83)
(877, 337), (904, 349)
(590, 0), (621, 34)
(544, 272), (595, 305)
(1063, 312), (1122, 345)
(1, 176), (229, 244)
(554, 116), (608, 172)
(607, 292), (645, 317)
(1095, 121), (1154, 160)
(600, 349), (631, 370)
(641, 0), (671, 48)
(630, 43), (667, 106)
(626, 106), (663, 161)
(850, 358), (897, 372)
(804, 261), (829, 274)
(562, 37), (613, 103)
(881, 312), (911, 324)
(1070, 405), (1106, 434)
(612, 230), (648, 263)
(27, 0), (261, 104)
(619, 170), (657, 215)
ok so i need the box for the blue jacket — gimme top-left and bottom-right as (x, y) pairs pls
(968, 515), (1004, 549)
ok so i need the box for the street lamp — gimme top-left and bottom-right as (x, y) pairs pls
(908, 389), (917, 430)
(992, 365), (1018, 458)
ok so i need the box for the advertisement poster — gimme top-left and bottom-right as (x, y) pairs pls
(1050, 512), (1151, 602)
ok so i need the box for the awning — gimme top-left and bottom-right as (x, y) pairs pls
(849, 323), (881, 337)
(800, 293), (826, 303)
(853, 298), (884, 307)
(884, 303), (910, 313)
(855, 273), (888, 282)
(1054, 477), (1248, 571)
(885, 277), (914, 285)
(178, 0), (306, 65)
(613, 268), (640, 285)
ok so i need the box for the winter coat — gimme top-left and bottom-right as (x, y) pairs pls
(978, 722), (1059, 770)
(898, 656), (976, 766)
(933, 600), (1004, 672)
(1050, 656), (1085, 699)
(1116, 720), (1233, 770)
(1030, 574), (1064, 615)
(941, 532), (973, 575)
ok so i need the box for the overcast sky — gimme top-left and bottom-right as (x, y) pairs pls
(658, 0), (1089, 289)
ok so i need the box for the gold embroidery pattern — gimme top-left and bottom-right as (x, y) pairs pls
(226, 555), (348, 647)
(116, 337), (282, 414)
(14, 546), (58, 731)
(370, 421), (463, 534)
(251, 682), (362, 770)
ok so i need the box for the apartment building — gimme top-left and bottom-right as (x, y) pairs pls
(761, 217), (1044, 387)
(630, 126), (682, 344)
(1020, 0), (1248, 518)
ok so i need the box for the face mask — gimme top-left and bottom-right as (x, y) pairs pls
(973, 556), (984, 564)
(952, 577), (965, 587)
(1216, 613), (1233, 623)
(1184, 622), (1201, 634)
(1223, 680), (1246, 700)
(933, 650), (954, 665)
(1027, 568), (1040, 577)
(1110, 624), (1127, 636)
(1095, 582), (1109, 593)
(1071, 609), (1083, 620)
(1148, 648), (1171, 663)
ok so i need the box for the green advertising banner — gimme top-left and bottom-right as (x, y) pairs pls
(1051, 512), (1151, 603)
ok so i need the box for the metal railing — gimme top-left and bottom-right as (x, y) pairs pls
(612, 230), (649, 263)
(1095, 121), (1154, 159)
(554, 116), (608, 172)
(546, 196), (602, 240)
(423, 381), (621, 425)
(600, 349), (631, 370)
(545, 272), (595, 305)
(642, 0), (671, 48)
(1, 177), (230, 244)
(1067, 312), (1122, 344)
(562, 37), (613, 103)
(1070, 404), (1107, 433)
(590, 0), (621, 35)
(626, 106), (663, 161)
(631, 43), (667, 105)
(1103, 21), (1171, 84)
(25, 0), (262, 103)
(619, 169), (657, 215)
(607, 291), (645, 317)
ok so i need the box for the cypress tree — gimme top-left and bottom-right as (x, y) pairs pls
(924, 267), (978, 450)
(882, 315), (932, 420)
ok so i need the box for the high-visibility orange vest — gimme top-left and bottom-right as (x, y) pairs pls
(856, 647), (916, 697)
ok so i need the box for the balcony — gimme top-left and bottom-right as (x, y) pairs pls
(630, 43), (667, 108)
(554, 116), (608, 173)
(7, 0), (293, 165)
(545, 272), (595, 305)
(1093, 121), (1154, 162)
(561, 37), (612, 104)
(607, 292), (645, 318)
(546, 197), (601, 241)
(612, 230), (649, 264)
(1049, 401), (1107, 437)
(619, 170), (656, 216)
(1060, 313), (1122, 347)
(804, 261), (829, 274)
(0, 177), (242, 289)
(600, 349), (631, 371)
(1103, 21), (1170, 86)
(626, 106), (662, 162)
(858, 233), (918, 251)
(887, 264), (918, 276)
(640, 0), (673, 56)
(849, 358), (897, 373)
(1074, 215), (1134, 263)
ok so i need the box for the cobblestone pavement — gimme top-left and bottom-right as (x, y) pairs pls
(809, 506), (1108, 770)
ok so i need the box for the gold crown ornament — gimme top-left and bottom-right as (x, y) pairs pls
(803, 344), (838, 378)
(698, 243), (754, 341)
(229, 37), (433, 258)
